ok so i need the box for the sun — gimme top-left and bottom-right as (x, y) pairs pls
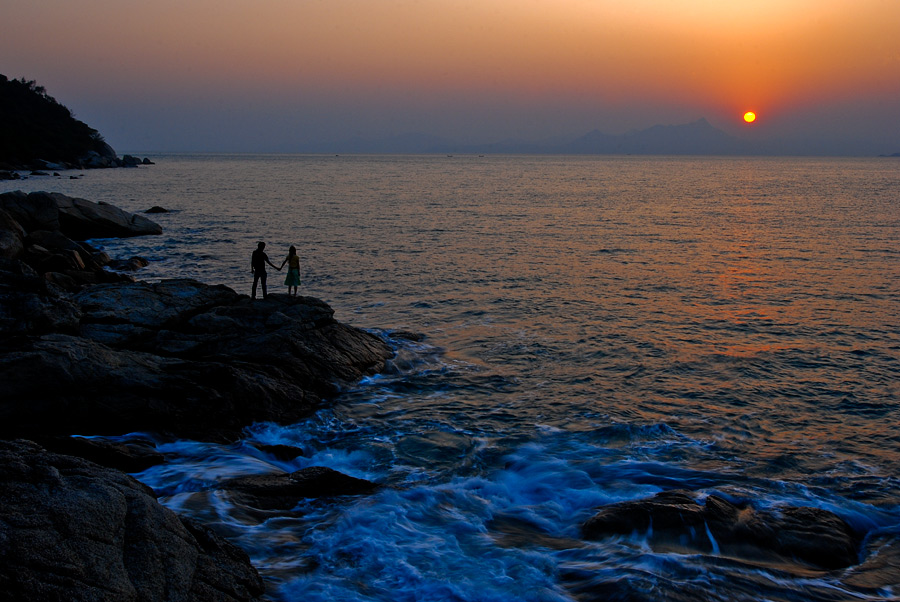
(743, 111), (757, 124)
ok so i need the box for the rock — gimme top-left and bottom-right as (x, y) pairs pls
(33, 435), (165, 473)
(0, 170), (21, 180)
(54, 193), (162, 239)
(0, 439), (264, 602)
(39, 250), (83, 273)
(76, 279), (242, 340)
(108, 256), (150, 271)
(122, 154), (142, 167)
(1, 280), (393, 440)
(223, 466), (380, 510)
(0, 209), (25, 259)
(142, 157), (155, 165)
(254, 443), (306, 461)
(0, 258), (81, 335)
(43, 270), (79, 291)
(0, 190), (60, 232)
(582, 490), (863, 570)
(146, 205), (168, 213)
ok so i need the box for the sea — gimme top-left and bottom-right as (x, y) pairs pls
(5, 154), (900, 601)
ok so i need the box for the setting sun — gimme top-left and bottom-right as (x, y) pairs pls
(743, 111), (757, 123)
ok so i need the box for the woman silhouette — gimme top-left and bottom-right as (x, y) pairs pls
(280, 245), (301, 296)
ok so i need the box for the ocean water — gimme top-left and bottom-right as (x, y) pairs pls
(6, 154), (900, 601)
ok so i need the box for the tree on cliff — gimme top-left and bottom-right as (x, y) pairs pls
(0, 74), (115, 169)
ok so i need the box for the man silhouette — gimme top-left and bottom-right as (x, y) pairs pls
(251, 241), (280, 299)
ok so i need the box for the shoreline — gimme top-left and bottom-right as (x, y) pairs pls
(0, 190), (394, 600)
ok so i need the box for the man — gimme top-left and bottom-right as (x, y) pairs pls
(251, 241), (280, 299)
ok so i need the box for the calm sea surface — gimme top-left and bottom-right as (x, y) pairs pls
(6, 154), (900, 600)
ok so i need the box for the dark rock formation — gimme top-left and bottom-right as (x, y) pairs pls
(0, 439), (264, 602)
(108, 256), (150, 271)
(146, 205), (169, 213)
(0, 258), (81, 335)
(33, 435), (166, 473)
(223, 466), (380, 510)
(0, 75), (154, 170)
(0, 191), (161, 293)
(56, 194), (163, 239)
(0, 190), (162, 239)
(0, 192), (392, 602)
(0, 278), (392, 440)
(582, 489), (863, 570)
(254, 443), (306, 461)
(0, 192), (391, 441)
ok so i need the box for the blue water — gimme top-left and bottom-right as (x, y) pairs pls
(6, 155), (900, 600)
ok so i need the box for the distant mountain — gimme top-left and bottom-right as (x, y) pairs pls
(0, 74), (117, 170)
(560, 118), (744, 155)
(323, 132), (455, 154)
(319, 118), (751, 155)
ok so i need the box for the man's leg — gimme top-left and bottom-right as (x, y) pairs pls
(252, 273), (260, 299)
(261, 272), (268, 299)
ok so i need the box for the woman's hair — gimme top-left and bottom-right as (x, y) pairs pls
(288, 245), (296, 256)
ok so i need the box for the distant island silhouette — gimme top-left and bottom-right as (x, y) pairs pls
(0, 74), (150, 172)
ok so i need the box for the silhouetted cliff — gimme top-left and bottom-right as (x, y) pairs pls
(0, 74), (117, 170)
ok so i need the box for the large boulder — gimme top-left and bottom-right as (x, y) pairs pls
(0, 208), (25, 259)
(0, 279), (393, 440)
(582, 490), (863, 570)
(0, 258), (81, 335)
(0, 190), (60, 232)
(222, 466), (380, 510)
(0, 439), (264, 602)
(54, 193), (162, 239)
(0, 190), (161, 241)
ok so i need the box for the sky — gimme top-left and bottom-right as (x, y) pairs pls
(3, 0), (899, 154)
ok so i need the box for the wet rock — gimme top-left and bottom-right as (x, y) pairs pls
(582, 490), (863, 570)
(0, 439), (264, 602)
(108, 255), (150, 271)
(223, 466), (380, 510)
(254, 443), (307, 461)
(142, 157), (155, 165)
(146, 205), (168, 213)
(33, 435), (165, 473)
(1, 280), (393, 440)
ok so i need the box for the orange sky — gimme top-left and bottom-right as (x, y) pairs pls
(3, 0), (899, 151)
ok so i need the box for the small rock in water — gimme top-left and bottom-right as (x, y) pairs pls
(222, 466), (380, 510)
(145, 205), (168, 213)
(254, 443), (306, 461)
(582, 489), (863, 570)
(107, 255), (150, 271)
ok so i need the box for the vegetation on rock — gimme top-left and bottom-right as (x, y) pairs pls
(0, 74), (114, 169)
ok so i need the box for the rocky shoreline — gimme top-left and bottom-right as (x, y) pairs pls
(1, 191), (896, 599)
(0, 191), (392, 600)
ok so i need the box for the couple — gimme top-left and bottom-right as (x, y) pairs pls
(251, 241), (301, 299)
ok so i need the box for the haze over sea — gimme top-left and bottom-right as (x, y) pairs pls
(7, 154), (899, 601)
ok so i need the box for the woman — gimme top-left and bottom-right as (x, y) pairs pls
(279, 245), (301, 296)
